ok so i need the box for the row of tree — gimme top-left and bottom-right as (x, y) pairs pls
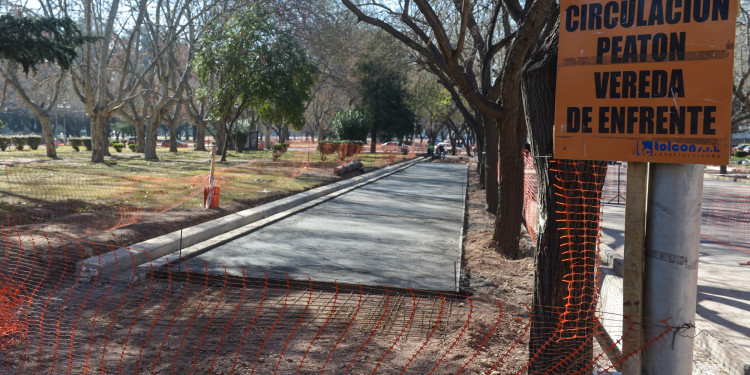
(0, 0), (473, 164)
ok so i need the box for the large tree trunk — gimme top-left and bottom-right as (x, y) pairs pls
(90, 113), (107, 163)
(449, 132), (457, 155)
(102, 121), (111, 157)
(39, 114), (57, 159)
(483, 115), (499, 214)
(488, 0), (555, 259)
(144, 116), (160, 160)
(492, 119), (525, 258)
(460, 130), (472, 157)
(523, 23), (603, 374)
(168, 106), (182, 153)
(194, 121), (206, 151)
(169, 131), (178, 153)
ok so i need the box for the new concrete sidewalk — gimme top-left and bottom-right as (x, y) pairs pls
(80, 158), (428, 279)
(176, 162), (468, 292)
(599, 203), (750, 375)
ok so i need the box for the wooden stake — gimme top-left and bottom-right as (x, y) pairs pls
(622, 162), (648, 375)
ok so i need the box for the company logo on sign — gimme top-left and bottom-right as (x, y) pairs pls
(636, 140), (720, 158)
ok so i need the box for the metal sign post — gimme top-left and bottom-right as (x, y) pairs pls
(642, 163), (703, 374)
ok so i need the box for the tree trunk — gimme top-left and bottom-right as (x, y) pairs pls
(167, 104), (181, 153)
(370, 127), (377, 153)
(449, 132), (458, 155)
(221, 127), (231, 162)
(280, 125), (288, 144)
(460, 130), (472, 157)
(483, 115), (499, 214)
(523, 24), (602, 374)
(216, 120), (226, 155)
(492, 120), (525, 258)
(2, 68), (62, 159)
(90, 113), (107, 163)
(476, 125), (486, 188)
(169, 125), (178, 153)
(144, 115), (160, 160)
(194, 121), (206, 151)
(102, 122), (111, 156)
(128, 120), (145, 153)
(39, 114), (57, 159)
(264, 123), (272, 149)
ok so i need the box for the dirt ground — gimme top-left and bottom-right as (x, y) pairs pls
(2, 158), (537, 374)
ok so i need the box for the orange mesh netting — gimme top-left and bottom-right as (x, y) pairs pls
(602, 163), (750, 256)
(0, 149), (683, 374)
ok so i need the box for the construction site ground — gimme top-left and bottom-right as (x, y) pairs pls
(3, 158), (538, 374)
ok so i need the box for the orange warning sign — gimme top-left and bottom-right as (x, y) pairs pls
(554, 0), (737, 164)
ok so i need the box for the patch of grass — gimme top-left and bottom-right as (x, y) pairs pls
(1, 146), (416, 227)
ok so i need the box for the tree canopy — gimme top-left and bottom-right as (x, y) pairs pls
(0, 14), (89, 73)
(194, 4), (317, 137)
(255, 31), (319, 130)
(329, 110), (370, 141)
(356, 57), (414, 143)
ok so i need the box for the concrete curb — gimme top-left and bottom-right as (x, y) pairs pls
(455, 165), (468, 293)
(78, 157), (426, 280)
(598, 242), (624, 276)
(703, 173), (750, 185)
(598, 243), (750, 375)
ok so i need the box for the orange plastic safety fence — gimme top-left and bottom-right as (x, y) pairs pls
(520, 158), (674, 374)
(603, 163), (750, 256)
(550, 160), (606, 342)
(0, 234), (535, 374)
(0, 151), (684, 374)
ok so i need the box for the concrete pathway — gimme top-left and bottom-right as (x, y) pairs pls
(182, 162), (468, 292)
